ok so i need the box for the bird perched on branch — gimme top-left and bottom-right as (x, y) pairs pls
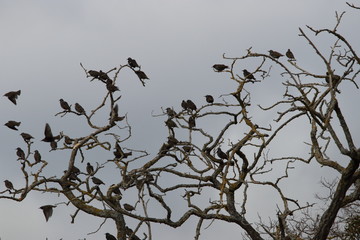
(4, 120), (21, 130)
(106, 79), (119, 93)
(205, 95), (214, 104)
(34, 150), (42, 163)
(217, 148), (228, 160)
(187, 100), (197, 111)
(212, 64), (229, 72)
(105, 233), (117, 240)
(4, 180), (14, 190)
(75, 103), (86, 115)
(165, 118), (178, 129)
(86, 162), (94, 175)
(59, 99), (71, 111)
(166, 108), (177, 118)
(286, 49), (295, 60)
(40, 205), (56, 222)
(127, 57), (139, 69)
(92, 177), (105, 185)
(123, 203), (135, 211)
(243, 69), (255, 81)
(20, 132), (34, 142)
(188, 116), (196, 129)
(16, 147), (25, 160)
(269, 50), (283, 59)
(4, 90), (21, 105)
(181, 100), (188, 110)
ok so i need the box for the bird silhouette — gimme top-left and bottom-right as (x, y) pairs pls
(4, 180), (14, 190)
(105, 233), (117, 240)
(4, 90), (21, 105)
(42, 123), (55, 142)
(243, 69), (255, 80)
(286, 49), (295, 60)
(106, 80), (119, 92)
(165, 119), (178, 129)
(86, 162), (94, 175)
(16, 147), (26, 160)
(205, 95), (214, 104)
(75, 103), (86, 115)
(4, 121), (21, 130)
(34, 150), (42, 163)
(188, 116), (196, 129)
(127, 57), (139, 69)
(186, 100), (197, 111)
(135, 70), (149, 80)
(269, 50), (283, 59)
(212, 64), (229, 72)
(166, 108), (177, 118)
(39, 205), (56, 222)
(217, 148), (228, 160)
(59, 99), (71, 111)
(88, 70), (101, 78)
(20, 132), (34, 142)
(181, 100), (188, 110)
(123, 203), (135, 211)
(92, 177), (105, 185)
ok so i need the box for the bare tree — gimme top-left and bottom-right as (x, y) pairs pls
(1, 5), (359, 240)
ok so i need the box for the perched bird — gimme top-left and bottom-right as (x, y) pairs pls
(205, 95), (214, 104)
(92, 177), (105, 185)
(286, 49), (295, 60)
(188, 116), (196, 129)
(212, 64), (229, 72)
(111, 185), (121, 195)
(50, 141), (57, 150)
(64, 136), (73, 145)
(127, 57), (139, 69)
(34, 150), (42, 163)
(4, 90), (21, 105)
(123, 203), (135, 211)
(105, 233), (117, 240)
(21, 132), (34, 142)
(269, 50), (283, 59)
(243, 69), (255, 80)
(217, 148), (228, 160)
(106, 79), (119, 93)
(42, 123), (55, 142)
(86, 162), (94, 175)
(325, 72), (341, 93)
(16, 147), (26, 160)
(166, 108), (177, 118)
(167, 136), (179, 146)
(165, 118), (178, 129)
(39, 205), (56, 222)
(88, 70), (101, 78)
(4, 120), (21, 130)
(59, 99), (71, 111)
(181, 100), (188, 110)
(113, 143), (132, 159)
(4, 180), (14, 190)
(186, 100), (197, 111)
(135, 70), (149, 80)
(98, 70), (111, 81)
(75, 103), (86, 115)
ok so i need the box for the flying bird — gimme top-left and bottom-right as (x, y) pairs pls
(75, 103), (86, 115)
(4, 120), (21, 130)
(186, 100), (197, 111)
(39, 205), (56, 222)
(59, 99), (71, 111)
(20, 132), (34, 142)
(127, 57), (140, 69)
(205, 95), (214, 104)
(86, 162), (94, 175)
(16, 147), (26, 160)
(268, 50), (283, 59)
(34, 150), (42, 163)
(92, 177), (105, 185)
(42, 123), (55, 142)
(123, 203), (135, 211)
(286, 49), (295, 60)
(105, 233), (117, 240)
(212, 64), (229, 72)
(217, 148), (228, 160)
(4, 90), (21, 105)
(4, 180), (14, 190)
(243, 69), (255, 80)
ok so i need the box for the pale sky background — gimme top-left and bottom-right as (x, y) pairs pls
(0, 1), (359, 239)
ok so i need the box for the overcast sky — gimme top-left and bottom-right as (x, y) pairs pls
(0, 1), (359, 239)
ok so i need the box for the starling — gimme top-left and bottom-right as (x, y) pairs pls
(167, 136), (179, 146)
(186, 100), (197, 111)
(4, 90), (21, 105)
(286, 49), (295, 60)
(212, 64), (229, 72)
(113, 143), (132, 159)
(105, 233), (117, 240)
(50, 141), (57, 150)
(92, 177), (105, 185)
(123, 203), (135, 211)
(166, 108), (177, 117)
(111, 185), (121, 195)
(135, 70), (149, 80)
(205, 95), (214, 104)
(86, 162), (94, 175)
(59, 99), (71, 111)
(181, 100), (188, 110)
(21, 132), (34, 142)
(269, 50), (283, 59)
(188, 116), (196, 129)
(88, 70), (101, 78)
(75, 103), (86, 115)
(42, 123), (55, 142)
(127, 57), (139, 69)
(4, 180), (14, 190)
(243, 69), (255, 80)
(39, 205), (56, 222)
(64, 136), (73, 145)
(106, 79), (119, 92)
(34, 150), (42, 163)
(71, 166), (81, 175)
(165, 118), (178, 128)
(98, 70), (111, 81)
(217, 148), (228, 160)
(16, 147), (26, 160)
(110, 104), (125, 122)
(4, 120), (21, 130)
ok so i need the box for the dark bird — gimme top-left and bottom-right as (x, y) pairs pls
(50, 141), (57, 150)
(165, 119), (178, 129)
(217, 148), (228, 160)
(105, 233), (117, 240)
(34, 150), (42, 163)
(39, 205), (56, 222)
(113, 143), (132, 159)
(4, 90), (21, 105)
(205, 95), (214, 104)
(167, 136), (179, 146)
(4, 180), (14, 190)
(123, 203), (135, 211)
(16, 147), (26, 160)
(42, 123), (55, 142)
(166, 108), (177, 118)
(181, 100), (188, 110)
(269, 50), (283, 59)
(59, 99), (71, 111)
(212, 64), (229, 72)
(286, 49), (295, 60)
(98, 70), (111, 81)
(92, 177), (105, 185)
(135, 70), (149, 80)
(325, 72), (341, 93)
(86, 162), (94, 175)
(186, 100), (197, 111)
(4, 120), (21, 130)
(21, 132), (34, 142)
(127, 57), (139, 69)
(106, 79), (119, 92)
(75, 103), (86, 115)
(243, 69), (255, 80)
(188, 116), (196, 129)
(111, 185), (121, 195)
(88, 70), (101, 78)
(64, 136), (73, 145)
